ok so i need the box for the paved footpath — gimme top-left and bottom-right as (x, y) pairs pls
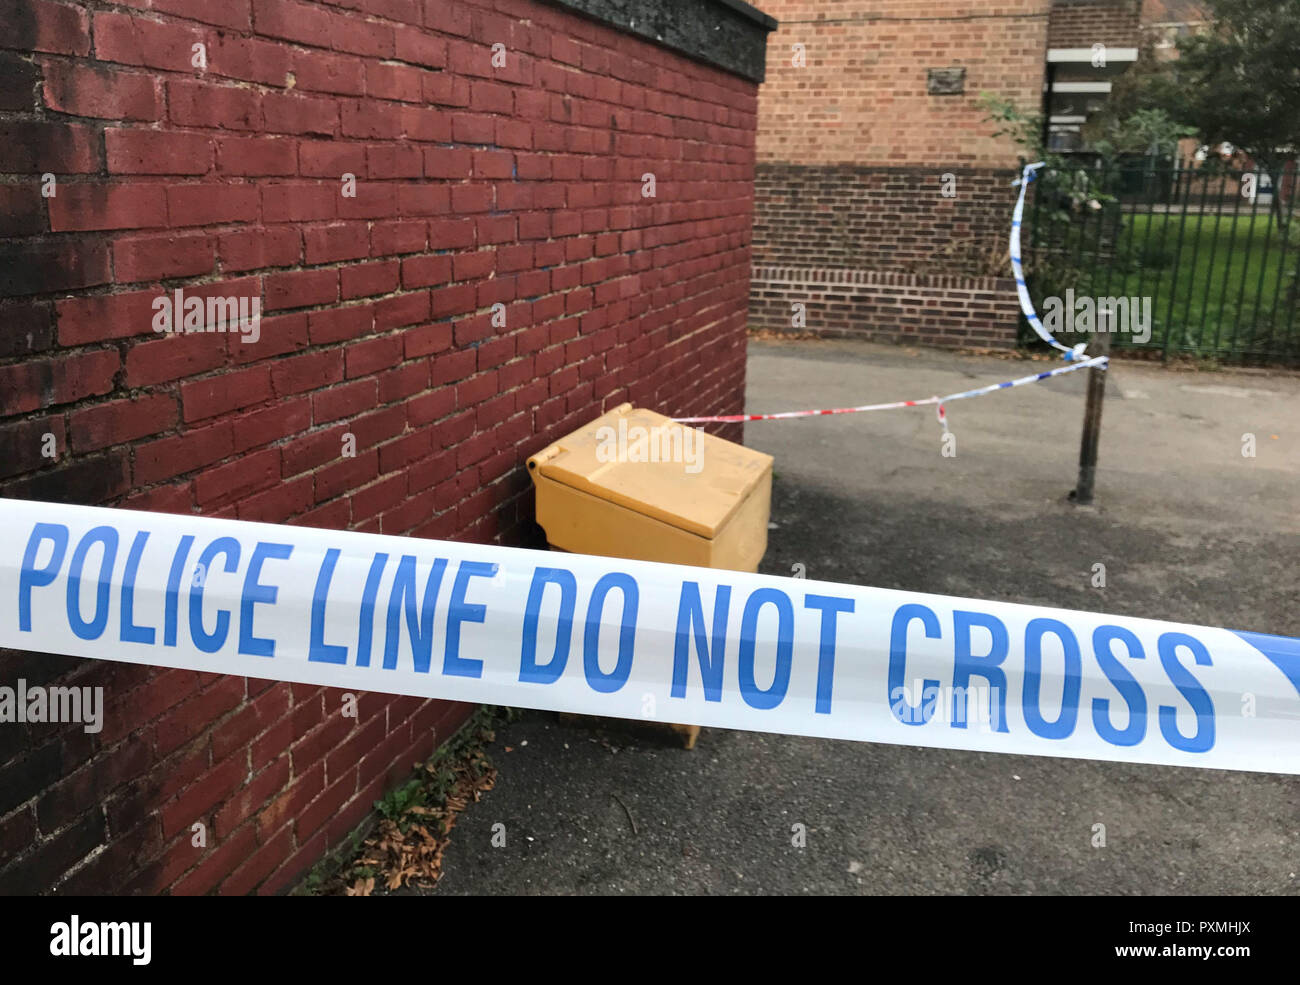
(434, 339), (1300, 895)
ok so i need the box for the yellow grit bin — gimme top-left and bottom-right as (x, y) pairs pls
(527, 402), (774, 750)
(527, 403), (773, 573)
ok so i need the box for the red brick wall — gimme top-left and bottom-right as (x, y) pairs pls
(756, 0), (1049, 168)
(751, 267), (1019, 350)
(1048, 0), (1144, 48)
(0, 0), (757, 893)
(754, 165), (1015, 271)
(750, 163), (1019, 347)
(750, 0), (1048, 348)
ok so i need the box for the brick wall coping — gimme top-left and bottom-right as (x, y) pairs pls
(546, 0), (776, 82)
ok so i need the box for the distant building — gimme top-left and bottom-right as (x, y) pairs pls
(751, 1), (1152, 347)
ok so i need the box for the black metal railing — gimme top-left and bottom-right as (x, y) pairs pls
(1022, 162), (1300, 364)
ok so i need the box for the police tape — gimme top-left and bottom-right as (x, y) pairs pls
(3, 499), (1297, 775)
(674, 164), (1100, 427)
(1011, 162), (1089, 361)
(672, 355), (1109, 426)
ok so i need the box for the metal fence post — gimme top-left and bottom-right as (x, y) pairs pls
(1071, 316), (1112, 506)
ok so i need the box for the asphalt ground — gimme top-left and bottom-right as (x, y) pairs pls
(433, 339), (1299, 895)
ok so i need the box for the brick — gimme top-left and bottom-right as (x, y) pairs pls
(0, 812), (104, 895)
(0, 414), (66, 481)
(252, 0), (332, 47)
(217, 135), (297, 176)
(314, 449), (378, 502)
(279, 422), (346, 477)
(403, 321), (451, 359)
(43, 61), (161, 120)
(378, 361), (428, 404)
(134, 421), (234, 484)
(349, 472), (406, 522)
(0, 185), (43, 237)
(469, 80), (512, 115)
(328, 12), (393, 58)
(106, 128), (211, 175)
(303, 223), (370, 264)
(218, 226), (301, 272)
(422, 146), (472, 179)
(312, 378), (376, 424)
(113, 231), (215, 282)
(261, 182), (337, 222)
(169, 79), (262, 130)
(231, 396), (311, 452)
(181, 364), (272, 421)
(365, 61), (423, 102)
(4, 449), (131, 504)
(299, 140), (366, 178)
(153, 0), (252, 31)
(294, 770), (354, 842)
(401, 254), (451, 288)
(168, 183), (261, 226)
(293, 49), (365, 96)
(340, 99), (402, 139)
(0, 120), (99, 172)
(374, 290), (428, 328)
(428, 217), (474, 249)
(155, 676), (246, 757)
(230, 310), (308, 363)
(194, 444), (280, 505)
(265, 268), (338, 310)
(431, 283), (475, 318)
(0, 51), (38, 111)
(422, 70), (469, 107)
(306, 306), (372, 347)
(450, 112), (493, 144)
(93, 10), (208, 72)
(255, 761), (323, 842)
(397, 183), (448, 217)
(47, 182), (167, 232)
(449, 182), (492, 213)
(344, 334), (402, 378)
(238, 471), (313, 521)
(366, 143), (422, 179)
(0, 349), (118, 415)
(159, 752), (246, 840)
(209, 32), (293, 86)
(69, 393), (178, 452)
(125, 332), (229, 388)
(3, 0), (91, 56)
(370, 219), (426, 256)
(394, 24), (445, 67)
(341, 260), (399, 299)
(332, 183), (392, 223)
(262, 92), (337, 136)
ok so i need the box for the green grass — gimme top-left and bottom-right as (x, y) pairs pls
(1038, 211), (1299, 360)
(1112, 213), (1296, 355)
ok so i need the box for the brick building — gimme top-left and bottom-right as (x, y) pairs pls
(0, 0), (774, 893)
(750, 0), (1146, 348)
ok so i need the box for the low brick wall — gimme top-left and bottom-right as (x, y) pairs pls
(751, 266), (1019, 349)
(751, 163), (1021, 348)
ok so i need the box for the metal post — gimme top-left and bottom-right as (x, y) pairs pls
(1071, 317), (1112, 505)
